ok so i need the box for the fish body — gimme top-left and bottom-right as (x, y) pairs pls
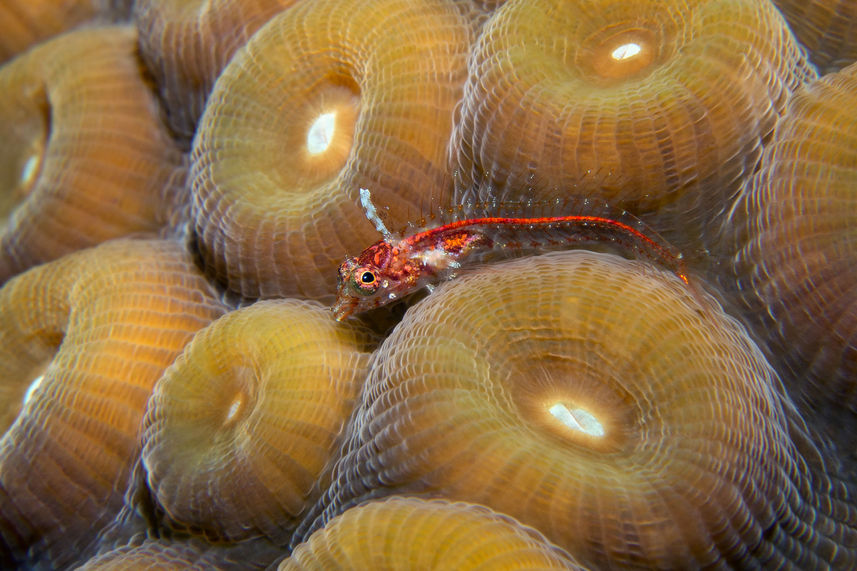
(333, 213), (688, 321)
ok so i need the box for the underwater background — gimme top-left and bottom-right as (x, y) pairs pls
(1, 0), (857, 569)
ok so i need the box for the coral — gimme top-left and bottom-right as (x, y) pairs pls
(452, 0), (815, 252)
(306, 251), (857, 569)
(0, 26), (186, 283)
(283, 497), (585, 570)
(727, 61), (857, 471)
(140, 299), (374, 542)
(189, 0), (473, 300)
(1, 2), (856, 569)
(0, 239), (225, 569)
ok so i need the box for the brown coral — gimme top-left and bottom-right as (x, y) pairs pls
(189, 0), (473, 300)
(283, 497), (585, 570)
(0, 239), (225, 569)
(140, 299), (374, 543)
(452, 0), (815, 252)
(727, 61), (857, 470)
(306, 250), (857, 569)
(75, 539), (229, 571)
(0, 0), (120, 64)
(772, 0), (857, 73)
(0, 26), (186, 283)
(133, 0), (298, 143)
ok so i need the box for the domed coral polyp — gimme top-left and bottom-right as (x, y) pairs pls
(304, 250), (857, 568)
(140, 299), (375, 543)
(283, 497), (585, 570)
(452, 0), (815, 254)
(134, 0), (299, 142)
(0, 239), (226, 569)
(727, 61), (857, 468)
(0, 26), (186, 284)
(190, 0), (472, 300)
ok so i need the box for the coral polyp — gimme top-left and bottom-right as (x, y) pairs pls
(0, 1), (856, 569)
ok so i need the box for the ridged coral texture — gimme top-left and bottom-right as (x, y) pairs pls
(0, 1), (856, 570)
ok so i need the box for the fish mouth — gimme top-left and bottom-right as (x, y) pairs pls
(332, 296), (358, 322)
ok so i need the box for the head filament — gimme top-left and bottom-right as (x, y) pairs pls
(359, 187), (393, 241)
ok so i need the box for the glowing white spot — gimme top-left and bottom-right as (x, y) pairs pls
(306, 112), (337, 154)
(548, 403), (604, 437)
(20, 154), (40, 186)
(611, 42), (642, 61)
(225, 395), (243, 422)
(23, 375), (43, 406)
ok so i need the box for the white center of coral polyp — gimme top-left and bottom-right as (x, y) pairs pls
(20, 154), (40, 187)
(225, 394), (243, 422)
(611, 42), (642, 60)
(548, 403), (604, 437)
(306, 112), (337, 154)
(23, 375), (43, 406)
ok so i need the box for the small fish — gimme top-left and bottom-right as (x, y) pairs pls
(333, 189), (690, 321)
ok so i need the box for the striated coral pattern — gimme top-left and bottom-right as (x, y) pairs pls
(0, 0), (855, 569)
(282, 496), (586, 570)
(305, 251), (857, 569)
(0, 239), (226, 569)
(452, 0), (816, 252)
(75, 539), (231, 571)
(0, 0), (132, 64)
(190, 0), (474, 300)
(772, 0), (857, 73)
(74, 535), (284, 571)
(134, 0), (298, 144)
(727, 61), (857, 473)
(0, 26), (186, 284)
(140, 299), (375, 543)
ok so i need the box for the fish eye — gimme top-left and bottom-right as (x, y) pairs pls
(350, 267), (380, 296)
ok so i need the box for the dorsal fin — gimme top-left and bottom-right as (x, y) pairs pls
(406, 194), (655, 235)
